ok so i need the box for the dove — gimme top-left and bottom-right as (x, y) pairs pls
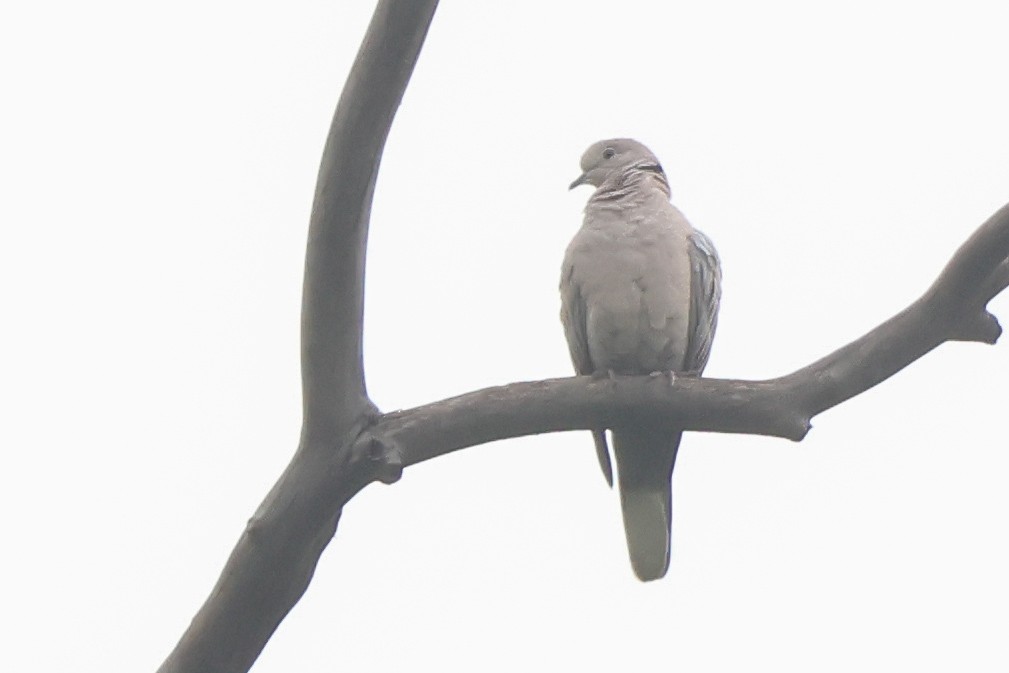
(561, 138), (721, 581)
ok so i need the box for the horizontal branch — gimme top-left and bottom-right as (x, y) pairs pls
(372, 376), (806, 467)
(360, 201), (1009, 477)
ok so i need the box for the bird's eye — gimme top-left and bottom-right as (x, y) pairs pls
(603, 147), (615, 159)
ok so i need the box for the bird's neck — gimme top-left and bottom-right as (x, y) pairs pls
(589, 164), (671, 207)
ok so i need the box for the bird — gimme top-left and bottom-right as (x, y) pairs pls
(560, 138), (721, 581)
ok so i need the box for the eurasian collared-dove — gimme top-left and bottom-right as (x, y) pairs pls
(561, 138), (721, 581)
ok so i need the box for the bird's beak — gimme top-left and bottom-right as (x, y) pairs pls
(568, 172), (589, 190)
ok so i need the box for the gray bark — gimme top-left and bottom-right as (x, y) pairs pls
(157, 2), (439, 671)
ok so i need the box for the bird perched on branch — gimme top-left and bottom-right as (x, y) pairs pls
(561, 138), (721, 581)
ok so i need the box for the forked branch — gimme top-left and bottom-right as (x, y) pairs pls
(156, 0), (1008, 669)
(158, 2), (440, 672)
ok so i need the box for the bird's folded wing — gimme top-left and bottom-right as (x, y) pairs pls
(683, 230), (722, 375)
(560, 258), (593, 376)
(560, 255), (614, 486)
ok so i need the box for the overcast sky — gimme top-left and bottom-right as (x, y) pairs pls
(4, 1), (1009, 671)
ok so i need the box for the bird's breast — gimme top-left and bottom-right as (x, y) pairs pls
(568, 205), (693, 374)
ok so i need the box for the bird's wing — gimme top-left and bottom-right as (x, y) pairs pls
(560, 253), (614, 487)
(560, 257), (594, 376)
(683, 229), (722, 374)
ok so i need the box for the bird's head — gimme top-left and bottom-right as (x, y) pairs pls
(568, 138), (664, 190)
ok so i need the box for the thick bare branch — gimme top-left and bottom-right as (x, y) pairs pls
(360, 203), (1009, 475)
(157, 0), (1006, 667)
(372, 377), (806, 468)
(785, 202), (1009, 416)
(930, 201), (1009, 310)
(157, 2), (439, 672)
(301, 0), (439, 439)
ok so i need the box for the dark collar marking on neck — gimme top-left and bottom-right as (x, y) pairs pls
(636, 162), (665, 175)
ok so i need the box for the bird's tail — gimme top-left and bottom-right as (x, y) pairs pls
(612, 426), (682, 582)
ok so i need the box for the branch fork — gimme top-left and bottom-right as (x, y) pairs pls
(156, 0), (1009, 669)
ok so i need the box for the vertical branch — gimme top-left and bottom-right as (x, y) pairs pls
(302, 0), (440, 439)
(157, 2), (439, 672)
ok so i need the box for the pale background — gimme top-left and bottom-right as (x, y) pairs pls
(3, 1), (1009, 671)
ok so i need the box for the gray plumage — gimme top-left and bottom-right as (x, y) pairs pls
(561, 138), (721, 581)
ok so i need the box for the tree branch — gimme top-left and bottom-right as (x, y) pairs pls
(157, 0), (1008, 668)
(300, 0), (439, 440)
(157, 2), (439, 672)
(361, 203), (1009, 475)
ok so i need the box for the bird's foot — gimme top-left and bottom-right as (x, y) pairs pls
(649, 370), (677, 387)
(591, 369), (617, 382)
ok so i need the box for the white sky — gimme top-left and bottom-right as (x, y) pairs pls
(3, 1), (1009, 671)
